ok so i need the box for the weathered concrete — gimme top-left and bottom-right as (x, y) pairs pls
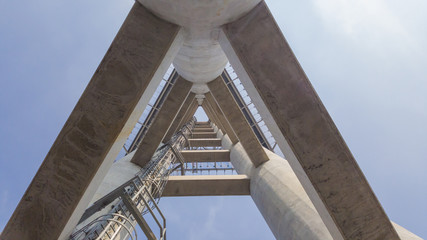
(162, 175), (250, 197)
(176, 99), (196, 132)
(0, 3), (183, 240)
(219, 129), (333, 240)
(205, 92), (239, 144)
(202, 101), (224, 130)
(138, 0), (261, 85)
(220, 2), (401, 239)
(208, 77), (268, 167)
(220, 130), (422, 239)
(190, 132), (217, 139)
(89, 152), (140, 205)
(392, 222), (423, 240)
(181, 150), (230, 162)
(189, 138), (222, 147)
(182, 101), (199, 124)
(75, 151), (140, 231)
(163, 92), (196, 143)
(195, 121), (210, 126)
(192, 127), (215, 132)
(200, 103), (220, 129)
(131, 76), (192, 167)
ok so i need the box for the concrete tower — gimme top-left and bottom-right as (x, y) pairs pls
(0, 1), (423, 240)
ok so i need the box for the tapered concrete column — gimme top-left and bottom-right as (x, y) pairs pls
(204, 92), (238, 144)
(208, 77), (268, 167)
(0, 3), (183, 240)
(201, 102), (224, 132)
(175, 98), (196, 132)
(203, 98), (228, 134)
(220, 130), (332, 240)
(163, 92), (196, 143)
(131, 76), (192, 167)
(220, 2), (399, 239)
(183, 101), (199, 123)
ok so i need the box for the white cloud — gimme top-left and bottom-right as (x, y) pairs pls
(189, 197), (225, 240)
(312, 0), (416, 50)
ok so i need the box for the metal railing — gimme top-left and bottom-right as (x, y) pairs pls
(125, 69), (179, 155)
(70, 118), (196, 240)
(223, 64), (284, 157)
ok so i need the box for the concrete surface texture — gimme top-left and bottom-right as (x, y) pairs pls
(2, 1), (423, 239)
(220, 2), (401, 239)
(131, 76), (192, 167)
(0, 3), (183, 240)
(138, 0), (261, 90)
(218, 128), (422, 240)
(218, 128), (333, 239)
(208, 77), (269, 167)
(163, 92), (196, 143)
(204, 92), (239, 143)
(162, 175), (250, 197)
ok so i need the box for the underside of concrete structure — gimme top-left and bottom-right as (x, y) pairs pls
(0, 1), (423, 240)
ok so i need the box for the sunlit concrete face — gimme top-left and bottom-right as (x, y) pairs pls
(138, 0), (261, 91)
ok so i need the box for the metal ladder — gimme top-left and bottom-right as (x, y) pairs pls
(70, 119), (195, 240)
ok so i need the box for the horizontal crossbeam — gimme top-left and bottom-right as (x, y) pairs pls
(188, 138), (222, 147)
(180, 150), (230, 162)
(190, 132), (217, 139)
(162, 175), (250, 197)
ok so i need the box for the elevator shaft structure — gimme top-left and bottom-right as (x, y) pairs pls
(70, 118), (196, 240)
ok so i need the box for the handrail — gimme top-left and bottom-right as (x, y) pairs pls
(70, 117), (196, 240)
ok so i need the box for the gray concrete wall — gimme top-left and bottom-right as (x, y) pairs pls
(218, 126), (422, 239)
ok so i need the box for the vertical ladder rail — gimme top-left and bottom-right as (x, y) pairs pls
(70, 118), (196, 240)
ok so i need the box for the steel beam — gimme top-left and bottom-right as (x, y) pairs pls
(220, 2), (399, 239)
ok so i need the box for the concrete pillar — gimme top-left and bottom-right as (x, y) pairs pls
(204, 98), (228, 132)
(131, 76), (192, 167)
(0, 3), (183, 240)
(208, 77), (268, 167)
(163, 92), (196, 143)
(220, 130), (332, 240)
(201, 102), (224, 132)
(175, 98), (196, 133)
(220, 2), (399, 239)
(183, 101), (199, 123)
(204, 92), (239, 144)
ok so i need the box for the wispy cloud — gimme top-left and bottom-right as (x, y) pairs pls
(312, 0), (417, 52)
(189, 197), (225, 240)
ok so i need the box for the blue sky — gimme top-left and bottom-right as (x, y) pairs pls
(0, 0), (426, 239)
